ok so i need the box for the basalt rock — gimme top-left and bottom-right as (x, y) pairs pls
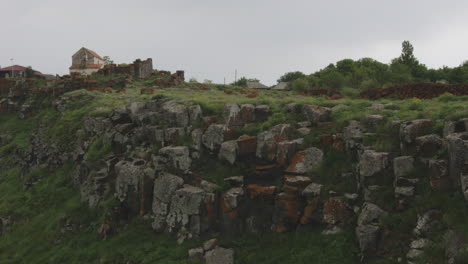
(302, 105), (331, 124)
(256, 124), (294, 161)
(285, 147), (323, 175)
(152, 172), (184, 232)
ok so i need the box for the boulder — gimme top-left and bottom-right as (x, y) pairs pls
(343, 120), (364, 153)
(276, 138), (304, 166)
(297, 127), (311, 136)
(166, 185), (212, 236)
(362, 114), (384, 131)
(203, 238), (219, 252)
(400, 119), (434, 148)
(223, 103), (242, 128)
(188, 247), (204, 263)
(115, 159), (155, 217)
(415, 134), (443, 158)
(446, 132), (468, 187)
(159, 146), (192, 173)
(256, 124), (294, 161)
(302, 105), (331, 124)
(188, 105), (203, 125)
(285, 147), (324, 175)
(202, 124), (228, 151)
(236, 135), (257, 156)
(218, 140), (238, 165)
(239, 104), (256, 123)
(428, 160), (451, 191)
(393, 156), (414, 178)
(204, 247), (234, 264)
(152, 172), (184, 231)
(302, 183), (323, 200)
(161, 100), (189, 127)
(462, 174), (468, 202)
(323, 197), (351, 225)
(356, 203), (388, 256)
(254, 105), (271, 121)
(359, 150), (389, 177)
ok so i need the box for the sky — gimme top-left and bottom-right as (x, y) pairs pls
(2, 0), (468, 85)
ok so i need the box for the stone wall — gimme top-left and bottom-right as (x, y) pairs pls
(133, 58), (153, 79)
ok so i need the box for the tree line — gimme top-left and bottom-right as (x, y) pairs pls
(278, 41), (468, 92)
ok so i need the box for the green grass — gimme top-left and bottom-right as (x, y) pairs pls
(221, 230), (359, 264)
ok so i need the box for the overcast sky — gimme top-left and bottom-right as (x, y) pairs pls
(1, 0), (468, 85)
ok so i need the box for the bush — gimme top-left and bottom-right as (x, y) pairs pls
(290, 78), (309, 92)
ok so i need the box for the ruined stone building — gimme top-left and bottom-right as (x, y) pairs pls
(69, 47), (105, 76)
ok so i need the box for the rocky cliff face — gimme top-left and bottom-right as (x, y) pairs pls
(2, 96), (468, 263)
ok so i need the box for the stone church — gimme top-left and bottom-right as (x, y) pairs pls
(69, 47), (105, 75)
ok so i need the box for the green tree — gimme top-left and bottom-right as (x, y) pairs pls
(277, 71), (306, 83)
(103, 56), (114, 65)
(399, 40), (418, 66)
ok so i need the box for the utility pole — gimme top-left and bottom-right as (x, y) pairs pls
(234, 69), (237, 84)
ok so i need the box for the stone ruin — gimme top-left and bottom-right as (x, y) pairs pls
(97, 58), (153, 79)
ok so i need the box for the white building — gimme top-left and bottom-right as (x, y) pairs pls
(69, 47), (105, 75)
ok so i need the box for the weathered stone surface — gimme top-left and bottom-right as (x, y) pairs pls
(444, 118), (468, 137)
(297, 127), (311, 136)
(246, 184), (277, 199)
(285, 147), (324, 175)
(115, 159), (155, 217)
(254, 105), (270, 121)
(239, 104), (256, 123)
(152, 172), (184, 231)
(413, 210), (442, 237)
(395, 186), (415, 197)
(188, 247), (204, 263)
(462, 174), (468, 202)
(223, 187), (244, 210)
(359, 150), (389, 177)
(200, 180), (219, 193)
(343, 120), (364, 153)
(191, 128), (203, 152)
(400, 119), (434, 144)
(218, 140), (238, 165)
(204, 247), (234, 264)
(363, 114), (384, 131)
(323, 197), (351, 225)
(356, 203), (388, 256)
(236, 135), (257, 156)
(428, 160), (451, 191)
(225, 176), (244, 187)
(159, 146), (192, 173)
(161, 100), (189, 127)
(223, 103), (242, 128)
(188, 105), (203, 125)
(276, 138), (304, 166)
(302, 105), (331, 124)
(166, 185), (212, 236)
(283, 175), (312, 194)
(203, 238), (219, 252)
(164, 127), (185, 146)
(202, 124), (227, 151)
(393, 156), (414, 178)
(256, 124), (294, 161)
(302, 183), (323, 199)
(415, 134), (443, 158)
(446, 132), (468, 187)
(272, 192), (302, 232)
